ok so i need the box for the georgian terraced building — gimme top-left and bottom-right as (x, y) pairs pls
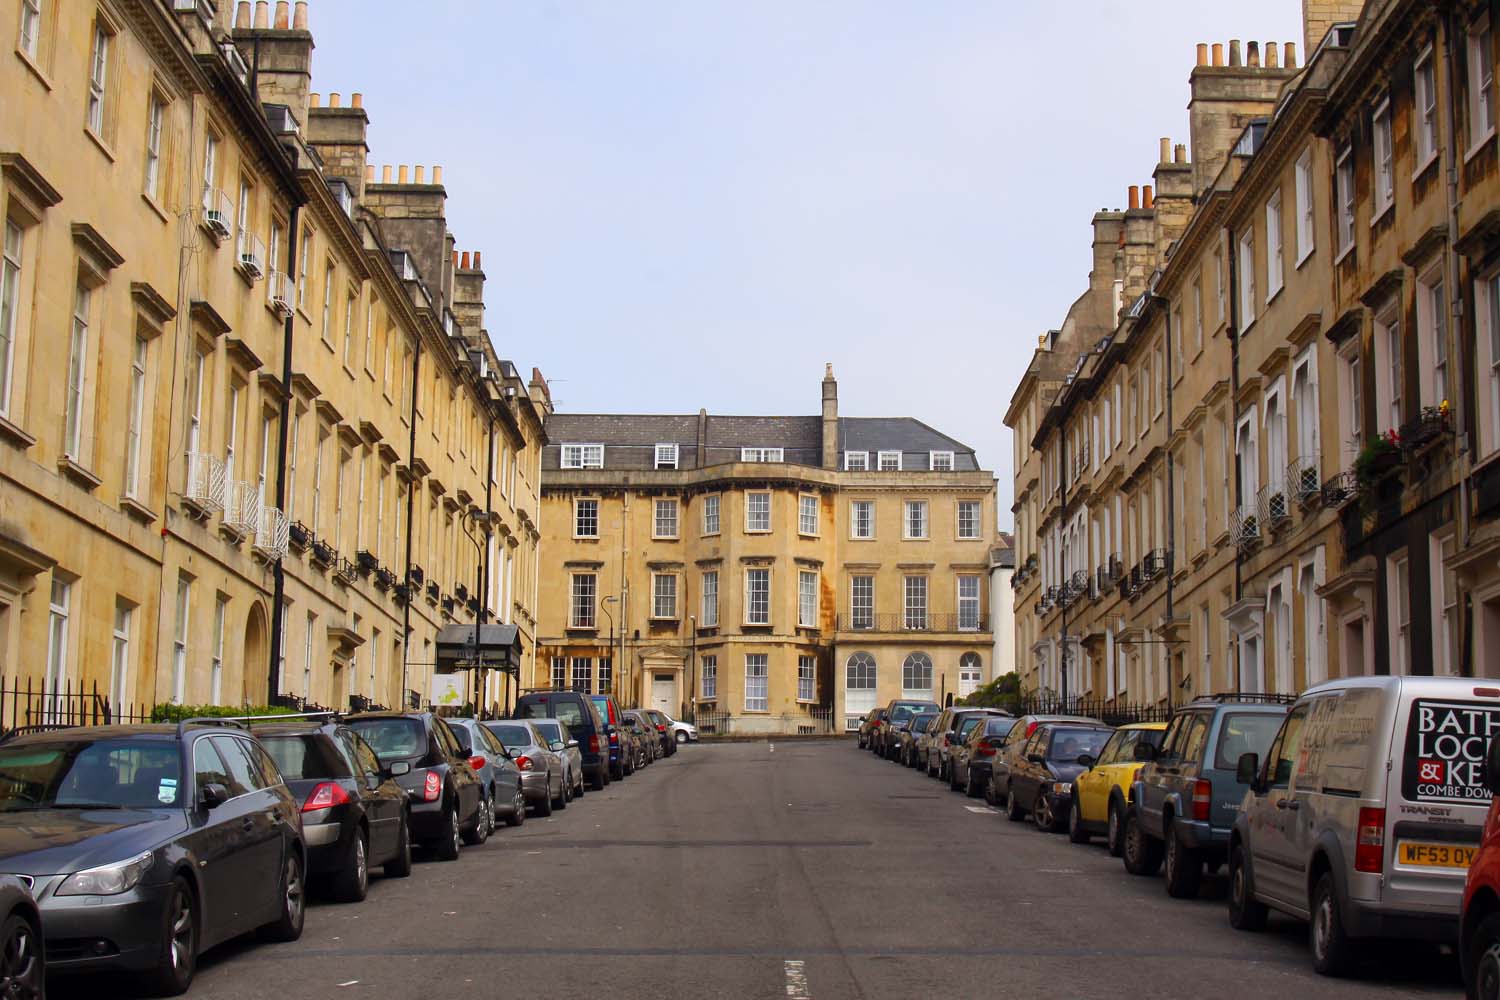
(1008, 0), (1500, 704)
(0, 0), (546, 716)
(535, 368), (997, 734)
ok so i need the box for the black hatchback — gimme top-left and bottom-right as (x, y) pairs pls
(345, 713), (483, 862)
(0, 723), (306, 996)
(513, 692), (610, 790)
(252, 719), (414, 901)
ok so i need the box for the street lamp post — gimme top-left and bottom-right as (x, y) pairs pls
(601, 596), (618, 696)
(459, 507), (491, 713)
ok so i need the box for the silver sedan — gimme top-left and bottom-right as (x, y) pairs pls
(528, 717), (586, 800)
(482, 721), (569, 817)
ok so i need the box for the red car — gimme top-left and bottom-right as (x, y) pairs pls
(1461, 739), (1500, 999)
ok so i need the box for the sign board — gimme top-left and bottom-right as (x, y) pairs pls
(431, 673), (465, 708)
(434, 623), (522, 674)
(1403, 699), (1500, 804)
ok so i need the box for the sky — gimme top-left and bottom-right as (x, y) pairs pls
(308, 0), (1305, 526)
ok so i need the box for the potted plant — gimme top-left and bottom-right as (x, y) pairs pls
(1354, 430), (1402, 485)
(1405, 400), (1452, 448)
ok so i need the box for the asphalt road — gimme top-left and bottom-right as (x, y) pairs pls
(59, 740), (1465, 1000)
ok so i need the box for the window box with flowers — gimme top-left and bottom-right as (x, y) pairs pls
(1401, 401), (1452, 451)
(1354, 430), (1404, 489)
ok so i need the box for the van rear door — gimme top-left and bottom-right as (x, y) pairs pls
(1385, 689), (1500, 916)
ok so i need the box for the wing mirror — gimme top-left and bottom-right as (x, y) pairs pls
(1132, 742), (1158, 763)
(1076, 753), (1096, 768)
(387, 761), (411, 778)
(1026, 753), (1045, 765)
(201, 783), (231, 809)
(1236, 752), (1260, 787)
(550, 742), (566, 753)
(567, 739), (579, 749)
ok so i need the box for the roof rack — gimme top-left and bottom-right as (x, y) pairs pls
(1189, 692), (1297, 706)
(175, 717), (247, 738)
(222, 711), (341, 725)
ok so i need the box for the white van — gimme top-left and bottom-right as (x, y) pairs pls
(1226, 676), (1500, 976)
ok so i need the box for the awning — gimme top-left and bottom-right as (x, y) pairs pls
(435, 623), (522, 674)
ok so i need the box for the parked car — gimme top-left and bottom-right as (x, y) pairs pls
(445, 718), (528, 827)
(857, 709), (887, 751)
(622, 712), (658, 767)
(512, 691), (610, 790)
(0, 723), (305, 996)
(346, 712), (485, 861)
(925, 707), (993, 781)
(484, 721), (567, 815)
(1068, 721), (1168, 853)
(1122, 695), (1291, 899)
(643, 709), (678, 756)
(950, 714), (1018, 797)
(1222, 677), (1497, 978)
(252, 718), (414, 902)
(897, 712), (938, 768)
(0, 879), (43, 999)
(874, 700), (940, 759)
(987, 714), (1101, 808)
(588, 695), (632, 780)
(661, 713), (698, 745)
(1003, 722), (1113, 831)
(1464, 726), (1500, 999)
(527, 718), (586, 799)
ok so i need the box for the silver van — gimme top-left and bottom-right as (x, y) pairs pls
(1227, 676), (1500, 976)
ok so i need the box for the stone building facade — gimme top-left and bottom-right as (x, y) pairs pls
(1007, 0), (1500, 703)
(0, 0), (546, 717)
(536, 369), (996, 734)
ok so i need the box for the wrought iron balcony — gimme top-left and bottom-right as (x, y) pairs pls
(836, 612), (990, 633)
(236, 231), (265, 281)
(1257, 482), (1291, 530)
(1322, 470), (1359, 508)
(224, 481), (262, 536)
(200, 187), (232, 243)
(267, 270), (294, 317)
(185, 453), (226, 513)
(1288, 456), (1321, 507)
(1230, 505), (1261, 550)
(253, 505), (289, 560)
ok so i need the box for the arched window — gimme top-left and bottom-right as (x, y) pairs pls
(959, 652), (983, 696)
(845, 652), (877, 689)
(902, 652), (933, 693)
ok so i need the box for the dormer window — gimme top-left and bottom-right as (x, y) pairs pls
(561, 443), (604, 469)
(741, 447), (783, 463)
(929, 451), (954, 471)
(844, 451), (869, 471)
(655, 443), (679, 469)
(878, 451), (902, 471)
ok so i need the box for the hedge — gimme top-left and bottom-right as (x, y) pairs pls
(149, 704), (301, 723)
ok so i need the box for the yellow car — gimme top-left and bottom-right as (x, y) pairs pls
(1068, 721), (1167, 855)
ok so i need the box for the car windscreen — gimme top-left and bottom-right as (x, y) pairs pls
(448, 726), (473, 754)
(519, 698), (586, 729)
(259, 734), (351, 780)
(532, 721), (562, 744)
(347, 719), (427, 760)
(1046, 727), (1111, 761)
(956, 716), (984, 739)
(983, 718), (1012, 736)
(912, 715), (935, 733)
(889, 703), (933, 724)
(588, 697), (614, 723)
(486, 724), (534, 749)
(0, 738), (184, 810)
(1213, 713), (1287, 770)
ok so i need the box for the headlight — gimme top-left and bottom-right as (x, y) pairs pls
(1051, 781), (1072, 797)
(56, 851), (154, 896)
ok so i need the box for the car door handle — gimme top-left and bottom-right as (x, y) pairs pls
(242, 817), (255, 831)
(1275, 800), (1299, 811)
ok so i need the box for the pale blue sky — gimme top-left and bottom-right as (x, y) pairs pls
(309, 0), (1304, 525)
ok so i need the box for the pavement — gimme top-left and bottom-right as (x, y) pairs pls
(57, 740), (1464, 999)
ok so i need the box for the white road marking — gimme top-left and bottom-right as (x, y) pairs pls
(1038, 868), (1081, 874)
(784, 959), (811, 998)
(769, 743), (775, 752)
(964, 805), (998, 814)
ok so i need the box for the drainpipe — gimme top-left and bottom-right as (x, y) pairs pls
(267, 201), (301, 699)
(400, 341), (422, 704)
(1226, 224), (1244, 691)
(1059, 430), (1070, 705)
(1443, 8), (1474, 676)
(1150, 292), (1177, 709)
(481, 412), (494, 708)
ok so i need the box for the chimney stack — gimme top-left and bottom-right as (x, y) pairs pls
(1285, 41), (1298, 68)
(1266, 41), (1279, 68)
(460, 252), (470, 270)
(414, 165), (425, 184)
(1247, 41), (1260, 67)
(433, 165), (443, 185)
(1159, 137), (1171, 163)
(398, 165), (409, 184)
(328, 92), (340, 108)
(821, 364), (839, 470)
(473, 251), (481, 270)
(382, 165), (392, 183)
(1174, 143), (1187, 163)
(351, 93), (363, 109)
(1229, 39), (1242, 66)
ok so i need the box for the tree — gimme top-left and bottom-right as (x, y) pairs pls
(960, 673), (1022, 712)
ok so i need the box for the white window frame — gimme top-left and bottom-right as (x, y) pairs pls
(958, 575), (981, 631)
(745, 568), (771, 625)
(901, 652), (933, 696)
(1265, 190), (1284, 301)
(124, 336), (147, 497)
(903, 575), (928, 630)
(653, 497), (679, 539)
(844, 451), (869, 471)
(654, 443), (678, 469)
(1238, 230), (1256, 331)
(1480, 271), (1500, 456)
(1372, 97), (1394, 220)
(850, 499), (875, 540)
(878, 450), (902, 471)
(560, 443), (604, 469)
(797, 655), (815, 703)
(745, 491), (771, 533)
(0, 221), (21, 417)
(798, 570), (818, 628)
(701, 493), (721, 535)
(1415, 46), (1439, 173)
(744, 654), (769, 712)
(144, 92), (164, 200)
(110, 600), (132, 711)
(1375, 301), (1403, 431)
(1470, 15), (1496, 157)
(798, 493), (819, 536)
(569, 573), (597, 629)
(18, 0), (40, 59)
(1294, 148), (1315, 266)
(1389, 551), (1412, 675)
(701, 655), (717, 700)
(850, 575), (874, 630)
(957, 499), (982, 539)
(1417, 266), (1448, 409)
(1336, 145), (1355, 260)
(210, 594), (226, 705)
(171, 575), (189, 704)
(1431, 531), (1459, 676)
(904, 500), (928, 539)
(86, 21), (109, 136)
(701, 570), (719, 627)
(64, 283), (90, 461)
(740, 447), (783, 463)
(45, 578), (70, 702)
(1339, 340), (1364, 465)
(651, 572), (678, 620)
(574, 498), (599, 539)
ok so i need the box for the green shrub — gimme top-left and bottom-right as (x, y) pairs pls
(149, 703), (301, 723)
(959, 673), (1022, 711)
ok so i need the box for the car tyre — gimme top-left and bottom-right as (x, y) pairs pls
(591, 766), (607, 792)
(0, 909), (42, 1000)
(1310, 871), (1358, 977)
(1227, 843), (1268, 932)
(1068, 793), (1091, 844)
(139, 876), (196, 997)
(1465, 912), (1500, 998)
(462, 796), (491, 846)
(534, 782), (554, 817)
(1106, 802), (1126, 857)
(259, 850), (306, 942)
(504, 788), (526, 827)
(1034, 794), (1061, 833)
(1005, 787), (1026, 823)
(553, 775), (568, 811)
(965, 769), (983, 799)
(676, 730), (687, 745)
(331, 828), (369, 903)
(1122, 811), (1163, 876)
(1164, 824), (1202, 898)
(948, 763), (963, 792)
(385, 813), (413, 878)
(435, 803), (462, 861)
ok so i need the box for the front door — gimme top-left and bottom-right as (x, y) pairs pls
(651, 672), (677, 715)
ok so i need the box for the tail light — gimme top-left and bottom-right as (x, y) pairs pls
(468, 756), (486, 771)
(422, 771), (442, 802)
(609, 731), (620, 746)
(976, 740), (996, 757)
(1192, 779), (1212, 822)
(1355, 807), (1386, 873)
(1026, 722), (1038, 738)
(514, 755), (534, 771)
(656, 724), (667, 733)
(589, 734), (601, 753)
(302, 782), (350, 812)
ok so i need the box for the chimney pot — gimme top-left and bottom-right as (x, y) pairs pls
(253, 0), (269, 29)
(1212, 42), (1224, 66)
(461, 252), (471, 270)
(433, 165), (443, 184)
(1143, 185), (1154, 209)
(235, 1), (251, 28)
(1196, 42), (1209, 67)
(1285, 41), (1297, 68)
(452, 251), (459, 268)
(398, 165), (409, 184)
(1266, 41), (1279, 68)
(1229, 39), (1242, 66)
(328, 92), (341, 108)
(414, 165), (425, 184)
(473, 251), (481, 269)
(1247, 41), (1260, 67)
(1159, 137), (1171, 163)
(1128, 185), (1140, 210)
(365, 164), (375, 182)
(293, 0), (307, 29)
(273, 0), (289, 29)
(1174, 143), (1187, 163)
(380, 165), (391, 183)
(351, 93), (363, 109)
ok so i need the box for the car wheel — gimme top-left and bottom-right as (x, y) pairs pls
(534, 782), (554, 817)
(553, 773), (568, 811)
(1033, 794), (1057, 832)
(385, 813), (413, 878)
(505, 787), (526, 827)
(1466, 912), (1500, 998)
(965, 768), (982, 799)
(560, 773), (572, 807)
(436, 803), (462, 861)
(259, 850), (305, 942)
(1164, 824), (1202, 898)
(948, 763), (962, 792)
(574, 768), (585, 797)
(1106, 803), (1126, 857)
(1311, 871), (1358, 976)
(140, 876), (196, 996)
(676, 730), (687, 744)
(1068, 794), (1090, 844)
(1227, 843), (1268, 932)
(1005, 787), (1026, 822)
(591, 765), (607, 791)
(462, 796), (491, 846)
(332, 828), (369, 903)
(1122, 811), (1163, 876)
(611, 761), (624, 781)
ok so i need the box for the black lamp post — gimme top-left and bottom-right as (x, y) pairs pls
(459, 506), (493, 712)
(600, 595), (617, 695)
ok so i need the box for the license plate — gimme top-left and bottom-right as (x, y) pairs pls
(1397, 841), (1476, 869)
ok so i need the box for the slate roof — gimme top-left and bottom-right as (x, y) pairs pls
(542, 412), (980, 472)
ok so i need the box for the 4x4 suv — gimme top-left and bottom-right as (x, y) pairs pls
(1122, 695), (1291, 898)
(513, 691), (610, 790)
(589, 695), (633, 780)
